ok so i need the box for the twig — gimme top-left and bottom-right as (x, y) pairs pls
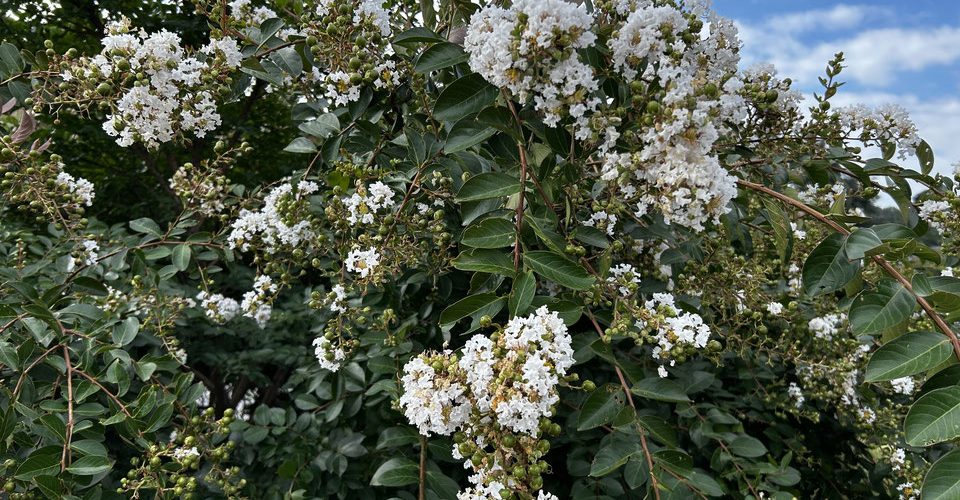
(419, 435), (427, 500)
(74, 369), (133, 417)
(61, 346), (74, 471)
(737, 178), (960, 361)
(514, 144), (528, 272)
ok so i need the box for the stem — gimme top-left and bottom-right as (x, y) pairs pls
(61, 346), (74, 471)
(737, 178), (960, 360)
(586, 310), (661, 500)
(418, 435), (427, 500)
(514, 144), (528, 272)
(74, 369), (133, 417)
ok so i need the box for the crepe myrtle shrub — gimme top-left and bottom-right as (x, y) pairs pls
(3, 0), (960, 498)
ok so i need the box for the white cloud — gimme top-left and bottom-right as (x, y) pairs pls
(736, 7), (960, 87)
(766, 5), (873, 34)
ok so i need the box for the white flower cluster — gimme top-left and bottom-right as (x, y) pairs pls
(807, 313), (845, 339)
(55, 171), (96, 207)
(918, 199), (949, 232)
(636, 293), (712, 370)
(889, 376), (915, 395)
(787, 382), (805, 408)
(343, 181), (396, 224)
(345, 246), (381, 277)
(92, 19), (242, 148)
(399, 354), (472, 435)
(607, 263), (641, 296)
(228, 181), (319, 253)
(241, 275), (277, 328)
(313, 335), (348, 372)
(172, 446), (199, 461)
(599, 3), (745, 232)
(766, 302), (784, 315)
(837, 103), (920, 158)
(400, 306), (574, 436)
(584, 210), (617, 236)
(400, 307), (572, 498)
(891, 448), (906, 472)
(465, 0), (599, 137)
(897, 482), (917, 500)
(196, 291), (240, 324)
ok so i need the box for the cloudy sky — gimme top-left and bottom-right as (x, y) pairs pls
(713, 0), (960, 177)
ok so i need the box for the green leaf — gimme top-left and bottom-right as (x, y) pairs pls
(523, 251), (595, 291)
(112, 317), (140, 347)
(590, 437), (638, 477)
(727, 435), (767, 458)
(843, 228), (882, 260)
(370, 457), (419, 487)
(848, 282), (915, 335)
(456, 172), (520, 202)
(445, 120), (496, 153)
(630, 377), (690, 403)
(636, 415), (678, 448)
(577, 388), (624, 430)
(15, 448), (59, 480)
(433, 73), (498, 123)
(392, 27), (445, 44)
(65, 455), (112, 476)
(283, 136), (317, 153)
(654, 449), (693, 475)
(439, 293), (505, 327)
(922, 448), (960, 500)
(171, 244), (191, 272)
(761, 197), (792, 264)
(0, 340), (19, 370)
(414, 42), (468, 73)
(451, 249), (515, 277)
(917, 139), (935, 175)
(864, 331), (953, 382)
(905, 386), (960, 446)
(299, 114), (339, 139)
(461, 217), (515, 248)
(269, 46), (302, 77)
(376, 427), (420, 450)
(129, 217), (163, 237)
(802, 234), (860, 296)
(508, 271), (536, 317)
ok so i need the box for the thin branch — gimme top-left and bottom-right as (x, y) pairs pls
(737, 178), (960, 360)
(419, 435), (428, 500)
(61, 346), (74, 471)
(73, 369), (133, 417)
(514, 144), (528, 272)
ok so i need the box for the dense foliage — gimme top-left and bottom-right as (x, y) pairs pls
(2, 1), (960, 499)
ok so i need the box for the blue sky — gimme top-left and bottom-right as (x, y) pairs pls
(713, 1), (960, 176)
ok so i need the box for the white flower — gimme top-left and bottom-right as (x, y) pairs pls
(313, 336), (347, 372)
(890, 376), (915, 395)
(657, 365), (669, 378)
(766, 302), (784, 315)
(891, 448), (906, 472)
(787, 382), (805, 408)
(196, 291), (240, 324)
(227, 181), (319, 253)
(790, 222), (806, 240)
(918, 199), (949, 232)
(240, 274), (277, 328)
(584, 210), (618, 236)
(607, 263), (641, 296)
(172, 446), (199, 460)
(342, 181), (396, 224)
(56, 171), (96, 206)
(345, 247), (381, 277)
(399, 355), (471, 436)
(807, 313), (845, 340)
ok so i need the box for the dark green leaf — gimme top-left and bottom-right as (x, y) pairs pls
(370, 457), (419, 487)
(65, 455), (112, 476)
(508, 271), (536, 317)
(456, 172), (520, 202)
(844, 228), (882, 260)
(445, 120), (496, 154)
(922, 448), (960, 500)
(905, 386), (960, 446)
(590, 438), (638, 477)
(414, 42), (468, 73)
(461, 217), (515, 248)
(803, 234), (860, 296)
(630, 377), (690, 403)
(577, 388), (624, 430)
(849, 282), (914, 335)
(439, 293), (505, 326)
(523, 251), (595, 290)
(865, 331), (953, 382)
(434, 73), (498, 123)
